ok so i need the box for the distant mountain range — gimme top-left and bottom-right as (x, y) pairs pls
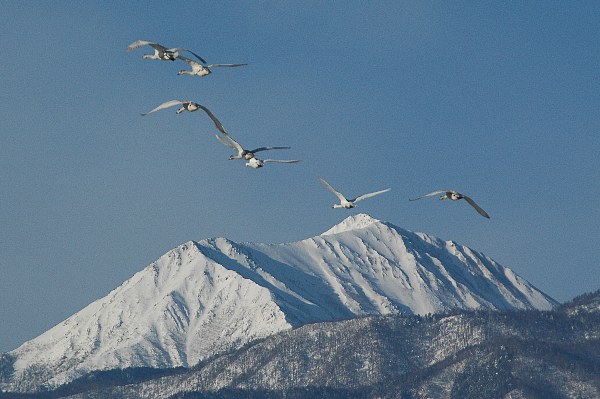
(0, 214), (557, 394)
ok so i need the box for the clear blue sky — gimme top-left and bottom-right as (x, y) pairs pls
(1, 2), (599, 352)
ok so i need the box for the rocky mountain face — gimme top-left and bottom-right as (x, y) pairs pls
(0, 214), (556, 393)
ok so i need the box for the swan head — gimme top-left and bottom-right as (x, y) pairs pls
(177, 69), (189, 75)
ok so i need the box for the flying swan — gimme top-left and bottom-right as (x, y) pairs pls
(196, 104), (300, 167)
(126, 40), (205, 62)
(319, 178), (390, 209)
(142, 100), (201, 115)
(409, 190), (490, 218)
(176, 55), (247, 77)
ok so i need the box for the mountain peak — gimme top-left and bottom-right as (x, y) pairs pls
(322, 213), (380, 235)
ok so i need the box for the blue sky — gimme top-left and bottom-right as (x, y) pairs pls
(1, 2), (599, 352)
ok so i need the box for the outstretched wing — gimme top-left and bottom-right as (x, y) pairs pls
(168, 48), (207, 64)
(462, 195), (491, 219)
(214, 134), (235, 149)
(319, 178), (347, 202)
(126, 39), (159, 52)
(409, 190), (447, 201)
(249, 146), (291, 153)
(141, 100), (183, 116)
(352, 188), (390, 203)
(196, 105), (244, 152)
(176, 54), (201, 68)
(196, 104), (228, 135)
(206, 63), (248, 68)
(219, 131), (243, 153)
(262, 159), (301, 164)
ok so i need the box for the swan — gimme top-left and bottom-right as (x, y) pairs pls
(195, 104), (295, 161)
(176, 54), (247, 77)
(409, 190), (490, 218)
(126, 40), (205, 62)
(319, 178), (390, 209)
(142, 100), (201, 115)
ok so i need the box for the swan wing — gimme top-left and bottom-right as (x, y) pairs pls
(222, 133), (243, 153)
(168, 48), (207, 64)
(126, 39), (158, 52)
(196, 105), (244, 153)
(206, 63), (248, 68)
(409, 190), (447, 201)
(262, 159), (301, 164)
(352, 188), (390, 203)
(215, 134), (235, 149)
(147, 43), (170, 53)
(249, 146), (291, 153)
(463, 195), (491, 218)
(176, 54), (201, 68)
(319, 178), (347, 202)
(196, 104), (228, 135)
(141, 100), (183, 116)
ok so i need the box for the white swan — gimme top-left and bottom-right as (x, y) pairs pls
(319, 178), (390, 209)
(410, 190), (490, 218)
(176, 55), (247, 77)
(142, 100), (201, 116)
(195, 104), (296, 162)
(126, 40), (205, 62)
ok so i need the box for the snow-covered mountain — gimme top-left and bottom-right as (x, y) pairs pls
(3, 214), (556, 392)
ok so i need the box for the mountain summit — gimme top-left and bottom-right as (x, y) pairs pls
(2, 214), (556, 392)
(322, 213), (379, 235)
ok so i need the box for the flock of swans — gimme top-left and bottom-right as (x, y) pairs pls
(128, 40), (490, 218)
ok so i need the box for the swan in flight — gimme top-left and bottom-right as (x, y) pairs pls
(196, 104), (295, 161)
(142, 100), (201, 115)
(409, 190), (490, 218)
(126, 40), (205, 62)
(319, 178), (390, 209)
(177, 55), (247, 77)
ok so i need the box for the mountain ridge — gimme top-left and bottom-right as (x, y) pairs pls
(1, 214), (556, 392)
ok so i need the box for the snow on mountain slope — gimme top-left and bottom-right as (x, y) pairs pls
(7, 242), (291, 391)
(4, 214), (557, 392)
(249, 214), (555, 315)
